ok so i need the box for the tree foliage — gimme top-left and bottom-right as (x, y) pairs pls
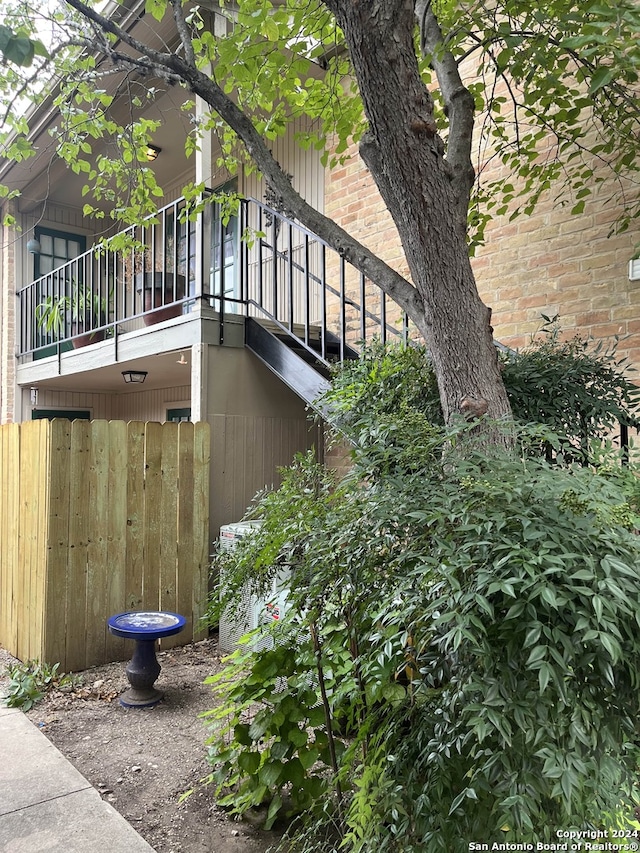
(1, 0), (637, 237)
(204, 346), (640, 850)
(0, 0), (638, 431)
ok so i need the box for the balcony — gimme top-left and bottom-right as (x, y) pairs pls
(16, 194), (415, 386)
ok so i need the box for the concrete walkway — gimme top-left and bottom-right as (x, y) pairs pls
(0, 705), (156, 852)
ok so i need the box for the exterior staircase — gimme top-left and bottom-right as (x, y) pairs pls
(234, 197), (414, 416)
(245, 317), (359, 418)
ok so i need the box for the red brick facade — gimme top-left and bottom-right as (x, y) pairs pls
(324, 140), (640, 364)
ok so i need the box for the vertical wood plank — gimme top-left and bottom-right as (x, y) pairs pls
(31, 420), (51, 662)
(10, 423), (22, 657)
(85, 419), (109, 667)
(105, 420), (128, 662)
(17, 422), (41, 661)
(0, 426), (5, 649)
(65, 420), (91, 671)
(43, 420), (71, 668)
(0, 425), (20, 656)
(175, 422), (194, 644)
(125, 422), (146, 611)
(192, 422), (211, 641)
(142, 422), (163, 610)
(159, 422), (180, 647)
(160, 422), (179, 612)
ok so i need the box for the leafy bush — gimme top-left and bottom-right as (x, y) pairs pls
(204, 437), (640, 849)
(502, 316), (640, 462)
(2, 659), (78, 710)
(203, 327), (640, 850)
(324, 321), (640, 465)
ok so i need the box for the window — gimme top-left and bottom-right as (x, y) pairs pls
(35, 227), (85, 279)
(167, 408), (191, 423)
(32, 409), (91, 421)
(34, 227), (87, 356)
(210, 181), (239, 310)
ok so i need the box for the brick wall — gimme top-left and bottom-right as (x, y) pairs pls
(472, 150), (639, 358)
(325, 140), (640, 367)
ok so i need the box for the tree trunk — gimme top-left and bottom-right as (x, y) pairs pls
(64, 0), (513, 444)
(328, 0), (512, 435)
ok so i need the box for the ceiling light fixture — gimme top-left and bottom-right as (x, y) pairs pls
(122, 370), (148, 384)
(145, 144), (161, 162)
(176, 352), (188, 365)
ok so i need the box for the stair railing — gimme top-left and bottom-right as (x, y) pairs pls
(228, 197), (418, 366)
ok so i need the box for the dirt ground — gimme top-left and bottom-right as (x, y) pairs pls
(0, 636), (283, 853)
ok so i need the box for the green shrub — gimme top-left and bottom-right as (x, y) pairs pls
(203, 327), (640, 850)
(501, 316), (640, 462)
(204, 440), (640, 850)
(2, 659), (78, 710)
(324, 321), (640, 466)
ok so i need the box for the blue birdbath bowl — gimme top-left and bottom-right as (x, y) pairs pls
(107, 611), (187, 708)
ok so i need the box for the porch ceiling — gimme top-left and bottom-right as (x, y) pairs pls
(20, 348), (193, 395)
(9, 84), (195, 216)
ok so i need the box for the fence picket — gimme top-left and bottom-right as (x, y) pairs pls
(105, 420), (128, 662)
(44, 419), (71, 665)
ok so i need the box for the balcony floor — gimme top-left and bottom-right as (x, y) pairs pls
(16, 309), (245, 394)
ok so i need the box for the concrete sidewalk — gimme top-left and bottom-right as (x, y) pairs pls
(0, 705), (156, 853)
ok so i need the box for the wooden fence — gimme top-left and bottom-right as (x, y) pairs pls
(0, 419), (210, 671)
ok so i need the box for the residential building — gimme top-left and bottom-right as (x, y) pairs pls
(1, 1), (638, 552)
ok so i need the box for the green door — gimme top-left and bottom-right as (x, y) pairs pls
(34, 227), (87, 357)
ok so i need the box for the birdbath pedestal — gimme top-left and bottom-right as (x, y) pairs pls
(107, 611), (187, 708)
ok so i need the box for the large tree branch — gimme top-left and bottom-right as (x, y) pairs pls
(416, 0), (476, 232)
(62, 0), (424, 323)
(170, 0), (195, 67)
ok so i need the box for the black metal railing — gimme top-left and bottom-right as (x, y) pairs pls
(17, 193), (418, 362)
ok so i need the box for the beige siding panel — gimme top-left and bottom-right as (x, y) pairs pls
(191, 421), (210, 640)
(31, 386), (192, 423)
(242, 117), (325, 327)
(33, 390), (121, 420)
(209, 414), (317, 539)
(113, 386), (191, 422)
(243, 115), (324, 212)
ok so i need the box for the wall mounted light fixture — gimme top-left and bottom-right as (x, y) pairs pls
(629, 258), (640, 282)
(122, 370), (148, 384)
(145, 144), (161, 162)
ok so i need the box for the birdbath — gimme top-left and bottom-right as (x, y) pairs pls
(107, 611), (187, 708)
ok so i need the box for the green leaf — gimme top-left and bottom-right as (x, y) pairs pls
(145, 0), (166, 22)
(237, 751), (260, 775)
(258, 760), (283, 788)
